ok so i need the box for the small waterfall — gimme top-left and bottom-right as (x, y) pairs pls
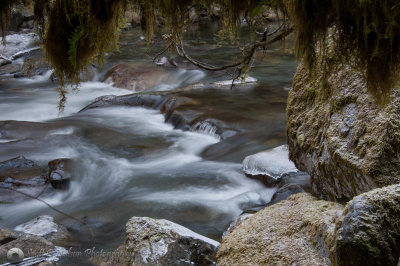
(191, 121), (221, 140)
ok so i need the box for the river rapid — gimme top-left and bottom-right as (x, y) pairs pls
(0, 26), (296, 259)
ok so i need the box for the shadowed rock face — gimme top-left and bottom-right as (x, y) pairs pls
(287, 58), (400, 203)
(334, 184), (400, 266)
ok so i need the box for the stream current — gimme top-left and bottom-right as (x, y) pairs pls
(0, 27), (296, 257)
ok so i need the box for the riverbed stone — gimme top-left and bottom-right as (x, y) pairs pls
(269, 183), (305, 204)
(217, 193), (343, 265)
(124, 216), (220, 265)
(0, 63), (20, 75)
(20, 52), (50, 77)
(287, 54), (400, 202)
(0, 156), (46, 185)
(48, 159), (74, 190)
(334, 184), (400, 266)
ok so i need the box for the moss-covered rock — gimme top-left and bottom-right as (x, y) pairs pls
(216, 193), (343, 265)
(287, 54), (400, 202)
(334, 184), (400, 266)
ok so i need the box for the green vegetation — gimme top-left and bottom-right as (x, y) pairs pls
(1, 0), (400, 96)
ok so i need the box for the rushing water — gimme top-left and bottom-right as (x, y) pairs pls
(0, 26), (296, 260)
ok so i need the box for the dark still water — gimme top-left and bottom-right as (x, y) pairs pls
(0, 26), (296, 258)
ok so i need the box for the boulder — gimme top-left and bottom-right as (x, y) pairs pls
(334, 184), (400, 266)
(14, 215), (71, 245)
(124, 216), (219, 265)
(217, 193), (343, 265)
(287, 57), (400, 202)
(20, 52), (50, 77)
(47, 159), (74, 190)
(104, 63), (167, 91)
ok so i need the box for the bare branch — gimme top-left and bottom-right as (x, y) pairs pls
(1, 185), (94, 238)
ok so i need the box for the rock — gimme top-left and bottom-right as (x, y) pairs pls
(155, 56), (178, 68)
(0, 63), (20, 75)
(48, 159), (74, 190)
(104, 63), (167, 91)
(124, 216), (219, 265)
(242, 145), (299, 186)
(0, 33), (39, 58)
(287, 55), (400, 202)
(20, 52), (50, 77)
(221, 213), (253, 240)
(269, 183), (305, 205)
(14, 215), (71, 245)
(7, 4), (33, 32)
(0, 57), (11, 67)
(0, 156), (46, 185)
(217, 193), (343, 265)
(0, 228), (54, 263)
(334, 184), (400, 266)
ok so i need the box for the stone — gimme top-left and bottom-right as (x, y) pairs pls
(14, 215), (71, 245)
(124, 216), (219, 265)
(20, 52), (50, 77)
(286, 54), (400, 202)
(334, 184), (400, 266)
(269, 183), (305, 205)
(221, 213), (253, 240)
(217, 193), (343, 265)
(48, 159), (74, 190)
(104, 63), (167, 91)
(0, 156), (46, 185)
(242, 145), (299, 186)
(0, 64), (20, 75)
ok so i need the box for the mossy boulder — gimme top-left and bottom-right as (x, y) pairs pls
(334, 184), (400, 266)
(287, 57), (400, 202)
(217, 193), (343, 265)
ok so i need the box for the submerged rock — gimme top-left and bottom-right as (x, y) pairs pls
(0, 156), (46, 185)
(287, 57), (400, 202)
(334, 184), (400, 266)
(20, 52), (50, 77)
(217, 193), (343, 265)
(47, 159), (74, 190)
(124, 216), (219, 265)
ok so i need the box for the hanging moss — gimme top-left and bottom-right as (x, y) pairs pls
(285, 0), (400, 97)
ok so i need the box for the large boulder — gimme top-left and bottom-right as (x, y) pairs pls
(104, 63), (167, 91)
(124, 216), (219, 265)
(334, 184), (400, 266)
(217, 193), (343, 265)
(20, 52), (50, 77)
(287, 57), (400, 202)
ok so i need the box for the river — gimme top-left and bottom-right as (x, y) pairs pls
(0, 26), (296, 262)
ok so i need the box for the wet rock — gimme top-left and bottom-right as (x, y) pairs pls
(20, 52), (50, 77)
(0, 57), (11, 67)
(242, 145), (299, 186)
(287, 53), (400, 202)
(217, 193), (343, 265)
(0, 156), (46, 185)
(269, 183), (305, 205)
(334, 184), (400, 266)
(0, 64), (20, 75)
(14, 215), (71, 245)
(124, 216), (219, 265)
(104, 63), (167, 91)
(80, 93), (168, 112)
(48, 159), (73, 190)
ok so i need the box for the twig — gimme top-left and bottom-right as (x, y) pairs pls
(1, 185), (94, 238)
